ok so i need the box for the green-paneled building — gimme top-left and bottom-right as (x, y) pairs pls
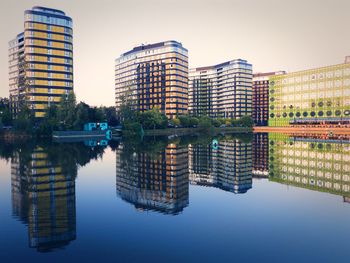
(268, 58), (350, 126)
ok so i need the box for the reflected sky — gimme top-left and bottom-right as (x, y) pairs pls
(0, 134), (350, 262)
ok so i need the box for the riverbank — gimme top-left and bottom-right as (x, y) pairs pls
(0, 130), (32, 140)
(143, 127), (252, 136)
(254, 126), (350, 135)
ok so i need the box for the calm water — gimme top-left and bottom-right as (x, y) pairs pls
(1, 133), (350, 263)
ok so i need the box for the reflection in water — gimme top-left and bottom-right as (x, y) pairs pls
(189, 138), (252, 193)
(252, 133), (269, 178)
(9, 142), (106, 252)
(3, 132), (350, 256)
(116, 143), (189, 215)
(11, 146), (76, 252)
(269, 133), (350, 200)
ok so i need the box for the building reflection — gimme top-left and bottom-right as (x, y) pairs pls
(269, 133), (350, 200)
(252, 133), (269, 178)
(116, 143), (189, 215)
(189, 138), (252, 194)
(11, 146), (76, 252)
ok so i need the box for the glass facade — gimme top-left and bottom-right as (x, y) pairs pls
(9, 6), (73, 118)
(268, 60), (350, 127)
(188, 60), (253, 119)
(252, 71), (285, 126)
(115, 41), (188, 119)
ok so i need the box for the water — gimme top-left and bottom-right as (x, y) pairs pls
(0, 133), (350, 263)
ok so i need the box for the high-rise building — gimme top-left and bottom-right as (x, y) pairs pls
(189, 138), (252, 194)
(116, 143), (189, 215)
(188, 60), (253, 119)
(268, 133), (350, 201)
(268, 58), (350, 127)
(252, 71), (285, 126)
(9, 6), (73, 118)
(115, 41), (188, 119)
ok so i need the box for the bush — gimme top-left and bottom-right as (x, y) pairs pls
(239, 115), (254, 127)
(123, 121), (143, 137)
(198, 116), (212, 129)
(139, 108), (167, 129)
(178, 115), (199, 127)
(211, 119), (221, 127)
(169, 118), (180, 126)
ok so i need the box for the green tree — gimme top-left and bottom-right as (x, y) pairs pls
(239, 115), (254, 127)
(103, 106), (119, 126)
(13, 104), (34, 133)
(73, 102), (90, 129)
(139, 108), (167, 129)
(178, 115), (190, 127)
(212, 119), (221, 127)
(57, 92), (76, 130)
(169, 118), (180, 127)
(198, 116), (212, 129)
(0, 107), (12, 126)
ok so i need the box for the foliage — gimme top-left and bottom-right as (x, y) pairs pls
(139, 108), (167, 129)
(211, 119), (221, 127)
(178, 115), (199, 127)
(239, 115), (254, 127)
(122, 121), (143, 138)
(231, 115), (254, 127)
(13, 104), (35, 133)
(169, 118), (180, 126)
(198, 116), (212, 129)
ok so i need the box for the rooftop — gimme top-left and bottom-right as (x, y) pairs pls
(121, 40), (186, 57)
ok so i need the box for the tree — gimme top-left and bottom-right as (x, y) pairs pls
(57, 92), (77, 130)
(212, 119), (221, 127)
(239, 115), (254, 127)
(74, 102), (90, 129)
(139, 108), (167, 129)
(198, 116), (212, 129)
(103, 106), (119, 126)
(169, 118), (180, 127)
(13, 104), (34, 133)
(178, 115), (190, 127)
(0, 107), (12, 126)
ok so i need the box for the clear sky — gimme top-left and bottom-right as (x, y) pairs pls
(0, 0), (349, 106)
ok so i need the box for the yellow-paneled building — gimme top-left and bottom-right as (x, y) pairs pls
(9, 6), (73, 118)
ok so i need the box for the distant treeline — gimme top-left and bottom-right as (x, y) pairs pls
(0, 93), (118, 136)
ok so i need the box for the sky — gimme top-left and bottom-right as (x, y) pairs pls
(0, 0), (349, 106)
